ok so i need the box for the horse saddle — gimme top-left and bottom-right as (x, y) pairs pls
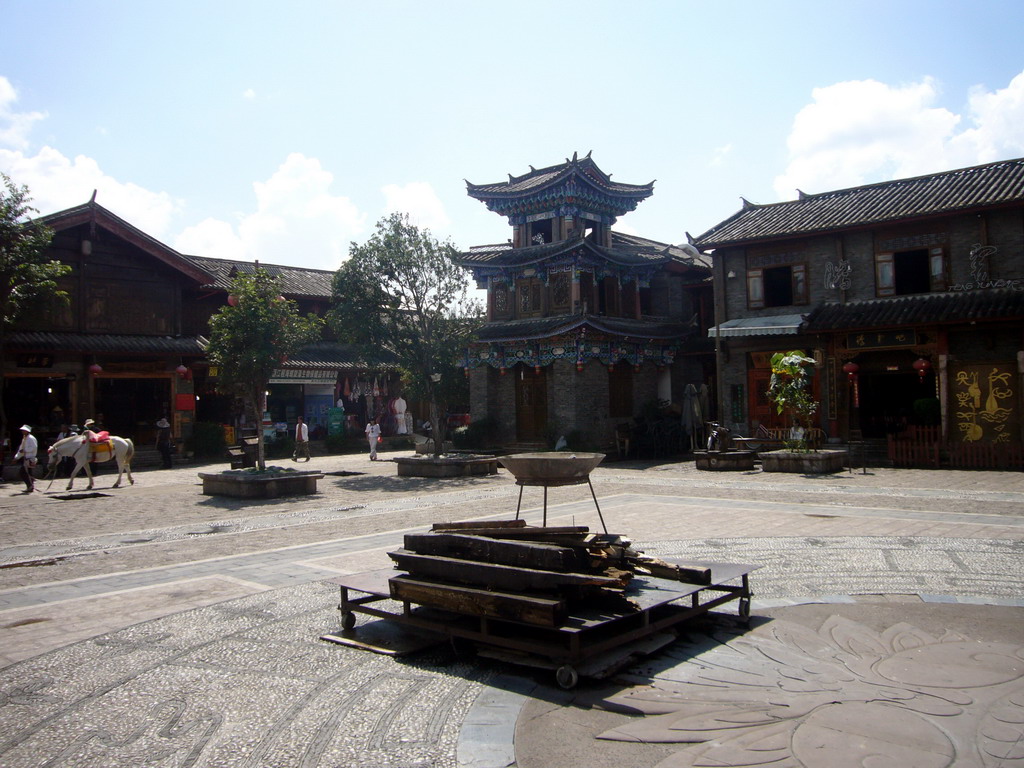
(88, 440), (113, 461)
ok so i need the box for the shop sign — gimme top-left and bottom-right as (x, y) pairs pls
(848, 330), (917, 350)
(269, 368), (337, 384)
(15, 354), (53, 368)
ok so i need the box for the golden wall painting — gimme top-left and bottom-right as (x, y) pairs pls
(952, 364), (1016, 443)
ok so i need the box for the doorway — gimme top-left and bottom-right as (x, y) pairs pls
(515, 365), (547, 442)
(857, 370), (934, 438)
(93, 376), (172, 442)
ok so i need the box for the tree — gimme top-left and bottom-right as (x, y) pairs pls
(205, 268), (322, 470)
(0, 174), (69, 441)
(766, 350), (819, 450)
(329, 213), (481, 457)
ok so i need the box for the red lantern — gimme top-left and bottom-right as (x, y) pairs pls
(88, 363), (103, 375)
(534, 365), (541, 375)
(913, 358), (932, 380)
(175, 364), (188, 377)
(576, 362), (583, 372)
(842, 361), (859, 381)
(499, 367), (506, 376)
(227, 294), (238, 306)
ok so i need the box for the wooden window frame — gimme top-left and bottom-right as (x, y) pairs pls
(747, 263), (807, 309)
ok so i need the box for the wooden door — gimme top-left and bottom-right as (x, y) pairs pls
(515, 366), (547, 442)
(748, 369), (784, 429)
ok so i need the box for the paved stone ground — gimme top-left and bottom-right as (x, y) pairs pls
(0, 451), (1021, 766)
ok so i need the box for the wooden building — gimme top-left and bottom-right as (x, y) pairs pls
(2, 198), (389, 451)
(457, 153), (714, 451)
(695, 158), (1024, 468)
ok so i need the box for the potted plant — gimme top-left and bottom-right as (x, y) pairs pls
(761, 350), (846, 473)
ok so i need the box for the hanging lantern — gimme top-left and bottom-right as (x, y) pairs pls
(913, 358), (932, 380)
(499, 367), (506, 376)
(576, 362), (583, 372)
(534, 365), (541, 375)
(463, 367), (470, 378)
(88, 362), (103, 375)
(175, 364), (188, 377)
(842, 361), (859, 381)
(226, 294), (238, 307)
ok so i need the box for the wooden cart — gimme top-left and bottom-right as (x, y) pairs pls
(324, 558), (760, 688)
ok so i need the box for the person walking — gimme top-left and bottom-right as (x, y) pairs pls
(13, 425), (38, 493)
(365, 417), (381, 461)
(155, 418), (173, 469)
(292, 416), (310, 462)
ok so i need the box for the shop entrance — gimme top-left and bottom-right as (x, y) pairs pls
(2, 376), (74, 446)
(515, 365), (548, 443)
(857, 370), (936, 438)
(93, 376), (172, 442)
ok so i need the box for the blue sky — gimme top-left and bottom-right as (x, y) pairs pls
(2, 1), (1023, 271)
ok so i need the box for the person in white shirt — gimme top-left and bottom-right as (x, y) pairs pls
(292, 416), (310, 462)
(13, 425), (38, 493)
(365, 418), (381, 460)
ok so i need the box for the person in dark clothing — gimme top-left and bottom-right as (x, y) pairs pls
(155, 418), (173, 469)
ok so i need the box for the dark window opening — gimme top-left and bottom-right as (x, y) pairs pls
(608, 362), (633, 418)
(894, 249), (930, 295)
(529, 219), (553, 245)
(763, 265), (794, 307)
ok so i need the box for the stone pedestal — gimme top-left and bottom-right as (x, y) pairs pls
(394, 455), (499, 478)
(199, 469), (324, 498)
(760, 449), (847, 474)
(694, 450), (756, 471)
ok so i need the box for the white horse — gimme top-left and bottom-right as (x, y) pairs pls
(47, 435), (135, 491)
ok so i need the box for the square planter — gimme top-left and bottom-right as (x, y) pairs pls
(198, 469), (324, 498)
(760, 449), (848, 474)
(394, 455), (499, 478)
(694, 450), (756, 471)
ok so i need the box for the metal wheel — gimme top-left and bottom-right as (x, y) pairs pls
(737, 597), (751, 621)
(555, 665), (579, 690)
(340, 611), (357, 631)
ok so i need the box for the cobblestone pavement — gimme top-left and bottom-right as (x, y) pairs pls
(0, 452), (1021, 766)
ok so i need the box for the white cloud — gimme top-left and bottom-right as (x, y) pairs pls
(175, 153), (366, 271)
(709, 143), (733, 167)
(0, 76), (46, 150)
(0, 145), (179, 235)
(382, 181), (451, 235)
(243, 88), (256, 100)
(774, 72), (1024, 198)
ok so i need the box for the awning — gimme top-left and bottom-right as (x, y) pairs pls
(269, 368), (338, 384)
(708, 313), (805, 338)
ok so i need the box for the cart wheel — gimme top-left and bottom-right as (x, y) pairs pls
(738, 598), (751, 621)
(556, 665), (579, 690)
(340, 611), (357, 631)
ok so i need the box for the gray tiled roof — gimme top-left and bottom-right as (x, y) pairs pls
(459, 232), (710, 271)
(6, 331), (208, 355)
(804, 288), (1024, 331)
(695, 158), (1024, 248)
(182, 256), (335, 299)
(283, 342), (397, 370)
(473, 314), (694, 343)
(466, 152), (654, 199)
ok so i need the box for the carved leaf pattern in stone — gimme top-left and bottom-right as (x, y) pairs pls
(596, 616), (1024, 768)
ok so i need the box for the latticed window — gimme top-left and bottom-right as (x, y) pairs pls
(550, 273), (570, 311)
(492, 282), (511, 319)
(518, 278), (543, 317)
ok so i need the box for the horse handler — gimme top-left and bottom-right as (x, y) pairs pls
(13, 425), (38, 493)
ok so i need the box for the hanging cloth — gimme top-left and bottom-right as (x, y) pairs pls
(373, 377), (380, 397)
(381, 378), (388, 397)
(344, 377), (351, 398)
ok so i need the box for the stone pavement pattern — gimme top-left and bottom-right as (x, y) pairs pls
(0, 453), (1021, 766)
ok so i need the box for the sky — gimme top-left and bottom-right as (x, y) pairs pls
(2, 1), (1024, 273)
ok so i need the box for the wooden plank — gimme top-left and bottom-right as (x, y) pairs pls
(388, 550), (629, 591)
(431, 519), (527, 531)
(629, 556), (712, 585)
(448, 526), (590, 540)
(389, 575), (566, 627)
(404, 533), (584, 572)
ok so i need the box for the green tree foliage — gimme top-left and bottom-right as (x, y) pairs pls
(767, 350), (819, 450)
(329, 213), (481, 457)
(205, 268), (322, 470)
(0, 174), (69, 439)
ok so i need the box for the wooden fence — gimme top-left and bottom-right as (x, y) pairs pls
(888, 425), (1023, 470)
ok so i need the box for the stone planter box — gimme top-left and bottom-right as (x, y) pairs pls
(199, 469), (324, 498)
(694, 450), (756, 471)
(760, 449), (848, 474)
(394, 455), (499, 478)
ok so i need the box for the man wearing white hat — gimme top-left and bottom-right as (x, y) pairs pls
(155, 417), (173, 469)
(13, 425), (38, 493)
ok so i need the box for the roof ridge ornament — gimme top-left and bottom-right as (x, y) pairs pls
(740, 196), (757, 210)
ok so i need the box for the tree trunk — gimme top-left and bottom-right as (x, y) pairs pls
(250, 391), (266, 471)
(429, 398), (443, 458)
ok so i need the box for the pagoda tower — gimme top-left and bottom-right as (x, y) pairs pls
(457, 153), (714, 450)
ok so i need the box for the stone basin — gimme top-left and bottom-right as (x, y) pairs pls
(498, 452), (605, 487)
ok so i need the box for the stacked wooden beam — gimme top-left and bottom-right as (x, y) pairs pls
(386, 519), (712, 627)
